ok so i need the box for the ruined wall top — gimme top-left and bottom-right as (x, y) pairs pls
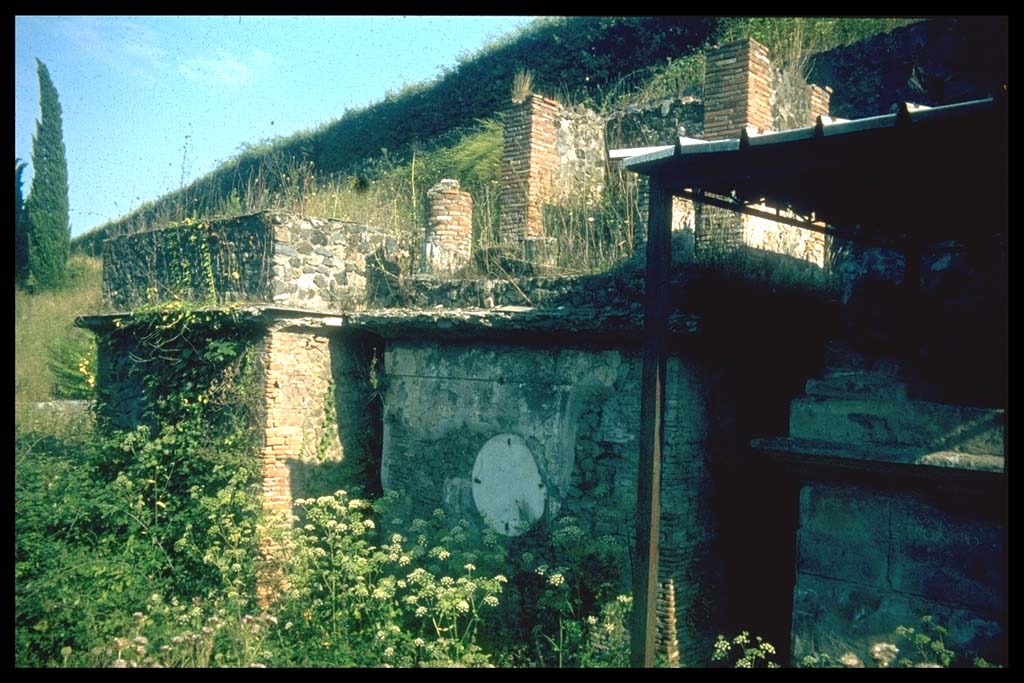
(102, 211), (402, 313)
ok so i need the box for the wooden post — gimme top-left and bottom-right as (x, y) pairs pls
(631, 175), (672, 667)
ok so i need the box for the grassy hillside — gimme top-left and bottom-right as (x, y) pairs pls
(71, 17), (915, 258)
(75, 17), (720, 245)
(15, 254), (102, 426)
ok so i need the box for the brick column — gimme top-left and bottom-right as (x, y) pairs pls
(702, 38), (774, 140)
(261, 327), (338, 517)
(257, 325), (338, 604)
(807, 84), (833, 125)
(423, 179), (473, 276)
(499, 94), (560, 244)
(699, 39), (773, 261)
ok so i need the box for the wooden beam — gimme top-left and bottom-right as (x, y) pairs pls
(631, 175), (672, 667)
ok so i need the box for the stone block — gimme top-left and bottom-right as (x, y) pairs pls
(789, 397), (1004, 454)
(796, 484), (889, 585)
(888, 495), (1004, 611)
(805, 374), (911, 401)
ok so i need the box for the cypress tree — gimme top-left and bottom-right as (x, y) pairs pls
(15, 158), (28, 284)
(24, 59), (70, 291)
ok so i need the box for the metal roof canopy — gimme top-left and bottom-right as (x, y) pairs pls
(623, 97), (1007, 251)
(622, 95), (1007, 667)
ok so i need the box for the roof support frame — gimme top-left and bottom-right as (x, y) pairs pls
(678, 189), (968, 255)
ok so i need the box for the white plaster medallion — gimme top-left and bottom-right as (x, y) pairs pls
(472, 434), (545, 536)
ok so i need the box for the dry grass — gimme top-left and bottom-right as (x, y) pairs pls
(511, 68), (535, 104)
(15, 254), (103, 413)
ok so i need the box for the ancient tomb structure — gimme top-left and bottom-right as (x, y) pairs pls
(90, 210), (777, 660)
(82, 35), (1005, 666)
(617, 47), (1006, 665)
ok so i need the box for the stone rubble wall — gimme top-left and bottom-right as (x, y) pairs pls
(771, 65), (833, 131)
(267, 213), (400, 311)
(606, 97), (705, 149)
(101, 211), (401, 313)
(552, 103), (606, 205)
(742, 209), (826, 268)
(371, 267), (651, 312)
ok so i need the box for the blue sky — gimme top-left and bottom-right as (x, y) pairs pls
(15, 16), (535, 237)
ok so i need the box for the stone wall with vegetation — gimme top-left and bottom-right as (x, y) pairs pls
(380, 340), (731, 661)
(607, 97), (704, 149)
(102, 214), (274, 311)
(807, 16), (1007, 120)
(102, 211), (402, 312)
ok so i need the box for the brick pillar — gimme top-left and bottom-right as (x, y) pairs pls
(698, 39), (772, 261)
(702, 38), (774, 140)
(261, 327), (338, 517)
(499, 94), (560, 244)
(423, 179), (473, 276)
(257, 325), (340, 604)
(807, 84), (833, 125)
